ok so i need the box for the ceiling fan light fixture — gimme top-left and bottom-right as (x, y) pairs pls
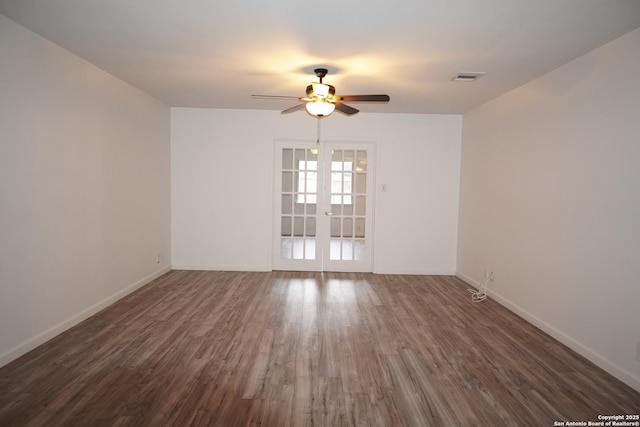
(252, 68), (389, 118)
(305, 100), (335, 118)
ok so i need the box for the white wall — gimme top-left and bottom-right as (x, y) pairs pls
(457, 28), (640, 391)
(0, 15), (171, 366)
(171, 108), (461, 274)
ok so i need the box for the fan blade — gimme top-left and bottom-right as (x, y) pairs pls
(251, 95), (300, 100)
(335, 94), (390, 103)
(334, 102), (359, 115)
(281, 104), (306, 115)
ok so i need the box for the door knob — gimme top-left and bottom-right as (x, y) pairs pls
(324, 211), (333, 216)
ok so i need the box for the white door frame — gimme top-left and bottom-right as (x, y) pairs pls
(272, 139), (376, 272)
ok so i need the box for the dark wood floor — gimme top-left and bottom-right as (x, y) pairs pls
(0, 271), (638, 426)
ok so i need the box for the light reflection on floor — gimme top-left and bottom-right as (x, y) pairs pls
(277, 275), (370, 329)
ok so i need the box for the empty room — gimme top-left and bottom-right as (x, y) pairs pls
(1, 1), (639, 426)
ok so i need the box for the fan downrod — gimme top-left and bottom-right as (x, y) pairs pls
(314, 68), (328, 83)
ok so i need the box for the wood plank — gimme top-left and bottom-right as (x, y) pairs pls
(0, 270), (638, 426)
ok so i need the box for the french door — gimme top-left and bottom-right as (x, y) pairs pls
(273, 140), (374, 272)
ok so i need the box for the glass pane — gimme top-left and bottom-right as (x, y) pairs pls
(307, 149), (318, 166)
(305, 239), (315, 260)
(343, 202), (353, 216)
(356, 150), (367, 171)
(306, 171), (317, 194)
(355, 218), (365, 238)
(330, 240), (341, 260)
(282, 149), (293, 170)
(355, 195), (366, 216)
(281, 194), (292, 215)
(343, 172), (353, 194)
(355, 173), (366, 193)
(306, 217), (316, 237)
(342, 240), (353, 261)
(332, 150), (343, 165)
(332, 172), (343, 193)
(282, 172), (293, 192)
(294, 201), (304, 215)
(293, 239), (304, 260)
(293, 217), (304, 236)
(307, 203), (316, 215)
(281, 216), (292, 236)
(280, 239), (292, 259)
(343, 218), (353, 238)
(354, 240), (365, 260)
(344, 150), (355, 168)
(330, 217), (340, 237)
(295, 149), (305, 165)
(331, 204), (341, 215)
(298, 172), (306, 192)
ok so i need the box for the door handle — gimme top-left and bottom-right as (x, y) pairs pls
(324, 211), (333, 216)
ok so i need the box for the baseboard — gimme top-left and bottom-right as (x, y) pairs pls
(0, 266), (171, 369)
(171, 264), (271, 272)
(172, 265), (456, 275)
(456, 271), (640, 392)
(373, 268), (457, 275)
(456, 272), (482, 289)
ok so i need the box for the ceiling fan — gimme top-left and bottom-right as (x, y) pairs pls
(251, 68), (390, 118)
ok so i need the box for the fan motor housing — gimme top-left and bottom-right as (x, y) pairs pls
(306, 84), (335, 99)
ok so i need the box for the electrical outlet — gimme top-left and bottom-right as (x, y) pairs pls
(156, 252), (161, 264)
(489, 271), (495, 282)
(636, 342), (640, 361)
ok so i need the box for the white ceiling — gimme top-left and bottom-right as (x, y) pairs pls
(2, 0), (639, 114)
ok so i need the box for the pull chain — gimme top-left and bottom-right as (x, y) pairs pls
(316, 118), (321, 146)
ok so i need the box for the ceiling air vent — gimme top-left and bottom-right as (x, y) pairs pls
(453, 72), (486, 82)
